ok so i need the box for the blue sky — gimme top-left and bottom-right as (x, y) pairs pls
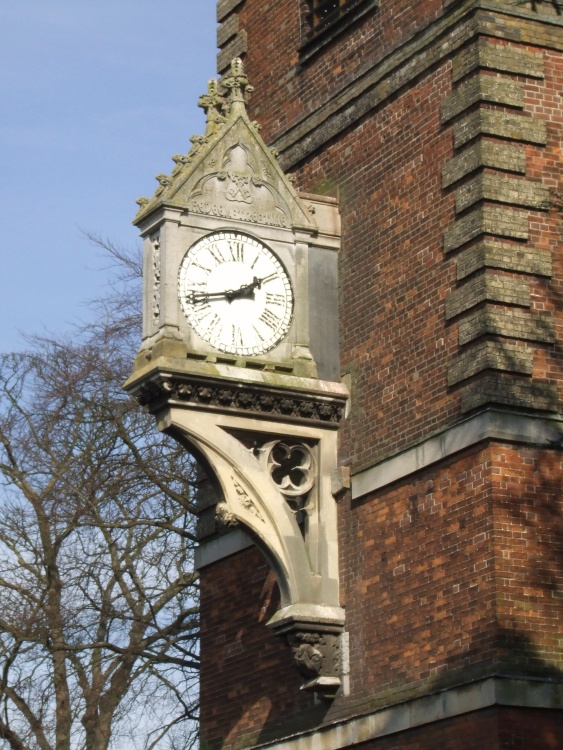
(0, 1), (217, 352)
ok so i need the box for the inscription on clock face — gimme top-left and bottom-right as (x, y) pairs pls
(178, 232), (294, 356)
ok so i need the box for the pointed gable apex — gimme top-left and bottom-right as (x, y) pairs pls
(134, 60), (315, 232)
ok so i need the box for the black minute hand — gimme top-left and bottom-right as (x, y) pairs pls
(186, 277), (265, 305)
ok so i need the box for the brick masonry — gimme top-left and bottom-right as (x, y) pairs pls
(442, 140), (526, 188)
(200, 1), (563, 748)
(455, 239), (552, 280)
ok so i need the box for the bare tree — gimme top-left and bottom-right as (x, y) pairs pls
(0, 246), (199, 750)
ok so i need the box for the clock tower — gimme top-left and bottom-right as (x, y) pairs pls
(125, 59), (348, 696)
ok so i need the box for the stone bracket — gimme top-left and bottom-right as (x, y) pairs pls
(125, 359), (348, 696)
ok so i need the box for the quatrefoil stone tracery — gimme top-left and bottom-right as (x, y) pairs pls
(262, 441), (315, 499)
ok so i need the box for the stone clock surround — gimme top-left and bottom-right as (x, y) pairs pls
(125, 60), (349, 697)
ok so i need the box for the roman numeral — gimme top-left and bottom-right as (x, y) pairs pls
(228, 240), (245, 263)
(266, 292), (285, 306)
(191, 304), (212, 322)
(259, 308), (281, 332)
(208, 245), (225, 265)
(231, 324), (244, 348)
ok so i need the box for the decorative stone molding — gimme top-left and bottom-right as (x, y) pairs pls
(127, 360), (348, 697)
(135, 369), (347, 427)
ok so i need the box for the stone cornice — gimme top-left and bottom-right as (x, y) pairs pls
(242, 676), (563, 750)
(127, 359), (349, 428)
(352, 408), (563, 499)
(274, 0), (563, 169)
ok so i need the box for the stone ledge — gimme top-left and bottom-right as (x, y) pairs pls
(217, 30), (248, 74)
(447, 340), (533, 386)
(461, 374), (559, 414)
(444, 205), (529, 253)
(351, 409), (563, 498)
(217, 0), (244, 22)
(445, 273), (530, 320)
(441, 75), (523, 124)
(452, 37), (545, 82)
(455, 173), (549, 213)
(454, 109), (547, 149)
(459, 307), (555, 345)
(442, 140), (526, 188)
(195, 528), (253, 569)
(250, 677), (563, 750)
(456, 239), (552, 280)
(217, 12), (239, 48)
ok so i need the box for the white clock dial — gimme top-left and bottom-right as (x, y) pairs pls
(178, 232), (294, 356)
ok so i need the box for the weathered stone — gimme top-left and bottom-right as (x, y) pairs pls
(458, 307), (555, 345)
(217, 30), (248, 73)
(217, 12), (239, 48)
(454, 110), (547, 149)
(455, 174), (549, 213)
(448, 340), (533, 386)
(441, 75), (523, 123)
(456, 240), (552, 280)
(217, 0), (244, 22)
(460, 374), (559, 413)
(442, 141), (526, 188)
(452, 38), (544, 82)
(444, 206), (528, 252)
(445, 273), (530, 320)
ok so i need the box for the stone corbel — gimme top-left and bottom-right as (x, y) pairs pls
(125, 361), (348, 696)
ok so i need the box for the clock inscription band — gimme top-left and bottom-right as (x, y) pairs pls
(125, 60), (347, 697)
(178, 231), (293, 357)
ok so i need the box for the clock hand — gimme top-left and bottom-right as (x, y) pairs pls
(185, 279), (261, 305)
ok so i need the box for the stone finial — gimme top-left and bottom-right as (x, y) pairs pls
(198, 79), (227, 136)
(222, 58), (254, 115)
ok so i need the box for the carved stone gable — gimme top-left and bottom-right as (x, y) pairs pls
(135, 59), (314, 231)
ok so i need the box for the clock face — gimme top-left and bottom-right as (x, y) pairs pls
(178, 231), (294, 356)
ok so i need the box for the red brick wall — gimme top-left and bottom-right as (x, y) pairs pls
(199, 547), (319, 749)
(238, 0), (443, 147)
(199, 1), (563, 747)
(199, 445), (563, 747)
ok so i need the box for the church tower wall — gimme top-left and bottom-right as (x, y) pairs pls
(194, 0), (563, 747)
